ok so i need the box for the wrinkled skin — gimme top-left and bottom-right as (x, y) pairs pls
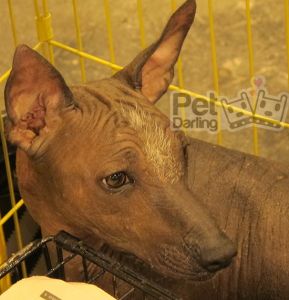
(4, 0), (289, 299)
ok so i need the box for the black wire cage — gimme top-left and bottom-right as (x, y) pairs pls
(0, 231), (179, 300)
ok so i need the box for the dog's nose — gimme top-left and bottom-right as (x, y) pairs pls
(199, 234), (237, 272)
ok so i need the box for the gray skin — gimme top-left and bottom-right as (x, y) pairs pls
(4, 0), (289, 299)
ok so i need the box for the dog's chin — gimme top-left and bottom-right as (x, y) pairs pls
(165, 268), (215, 281)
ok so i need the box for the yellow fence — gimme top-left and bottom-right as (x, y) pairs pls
(0, 0), (289, 293)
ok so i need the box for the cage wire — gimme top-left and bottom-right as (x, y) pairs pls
(0, 230), (179, 299)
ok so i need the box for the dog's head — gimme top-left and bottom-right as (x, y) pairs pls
(4, 0), (236, 280)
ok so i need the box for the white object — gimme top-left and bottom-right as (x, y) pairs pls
(0, 276), (116, 300)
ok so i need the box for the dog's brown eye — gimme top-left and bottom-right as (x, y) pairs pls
(102, 172), (132, 189)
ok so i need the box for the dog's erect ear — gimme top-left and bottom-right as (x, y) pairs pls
(4, 45), (74, 155)
(114, 0), (196, 103)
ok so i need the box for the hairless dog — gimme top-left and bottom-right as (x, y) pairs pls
(4, 1), (289, 299)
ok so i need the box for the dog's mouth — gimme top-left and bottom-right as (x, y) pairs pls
(154, 243), (215, 281)
(98, 242), (215, 282)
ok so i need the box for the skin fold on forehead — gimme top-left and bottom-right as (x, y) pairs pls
(120, 104), (184, 184)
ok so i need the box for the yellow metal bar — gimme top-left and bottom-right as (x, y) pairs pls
(137, 0), (146, 49)
(33, 0), (46, 55)
(103, 0), (116, 67)
(34, 0), (54, 61)
(246, 0), (255, 80)
(35, 13), (54, 43)
(0, 225), (11, 293)
(72, 0), (86, 82)
(42, 0), (55, 64)
(34, 0), (46, 56)
(0, 200), (25, 227)
(0, 115), (27, 278)
(208, 1), (219, 95)
(0, 70), (11, 85)
(49, 40), (121, 70)
(208, 0), (223, 144)
(171, 0), (187, 133)
(285, 0), (289, 89)
(246, 0), (259, 155)
(7, 0), (18, 46)
(33, 0), (40, 17)
(42, 0), (48, 13)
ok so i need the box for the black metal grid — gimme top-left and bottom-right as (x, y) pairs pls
(0, 231), (179, 300)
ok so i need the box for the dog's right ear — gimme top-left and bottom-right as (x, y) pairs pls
(114, 0), (196, 104)
(4, 45), (75, 156)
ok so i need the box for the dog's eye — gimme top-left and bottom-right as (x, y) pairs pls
(102, 172), (133, 190)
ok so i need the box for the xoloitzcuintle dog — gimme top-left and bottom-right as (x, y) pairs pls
(4, 0), (289, 299)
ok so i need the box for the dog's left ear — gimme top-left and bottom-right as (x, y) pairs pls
(4, 45), (75, 155)
(114, 0), (196, 103)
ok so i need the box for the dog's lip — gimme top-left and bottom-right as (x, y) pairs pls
(154, 258), (215, 281)
(157, 262), (215, 281)
(155, 247), (214, 281)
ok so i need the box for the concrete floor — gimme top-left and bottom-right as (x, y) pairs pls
(0, 0), (289, 162)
